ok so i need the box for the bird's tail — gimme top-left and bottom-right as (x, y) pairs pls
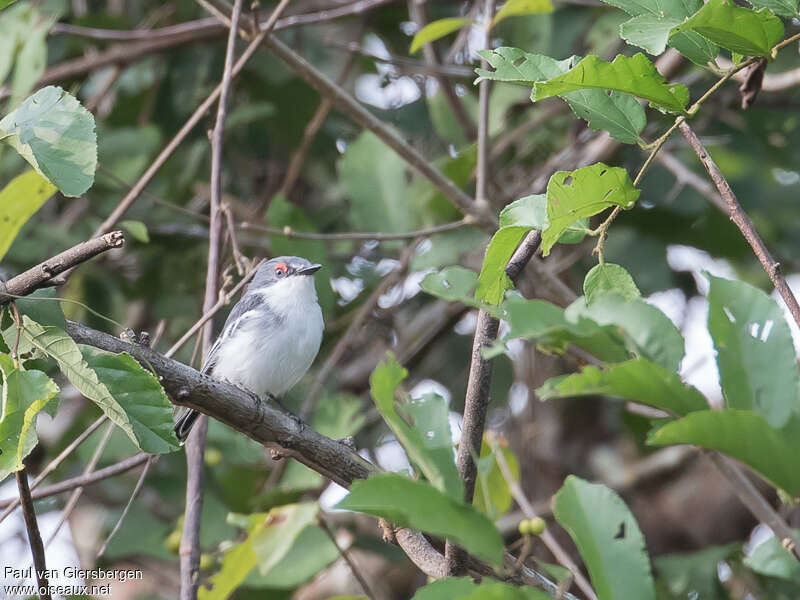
(174, 408), (201, 444)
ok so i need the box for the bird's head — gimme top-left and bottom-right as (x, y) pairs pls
(248, 256), (322, 307)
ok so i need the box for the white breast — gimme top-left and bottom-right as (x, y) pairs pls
(209, 276), (323, 397)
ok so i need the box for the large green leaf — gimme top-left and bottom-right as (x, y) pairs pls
(744, 530), (800, 580)
(413, 577), (551, 599)
(0, 354), (59, 480)
(477, 194), (587, 304)
(619, 15), (684, 54)
(553, 476), (656, 600)
(337, 473), (505, 567)
(410, 17), (471, 54)
(199, 503), (321, 600)
(538, 359), (708, 416)
(370, 353), (463, 499)
(9, 316), (178, 453)
(584, 263), (641, 305)
(475, 49), (646, 144)
(706, 275), (799, 428)
(543, 163), (639, 256)
(0, 86), (97, 197)
(494, 0), (554, 25)
(0, 170), (57, 262)
(569, 294), (685, 371)
(649, 410), (800, 495)
(532, 53), (690, 114)
(502, 294), (631, 363)
(670, 0), (784, 57)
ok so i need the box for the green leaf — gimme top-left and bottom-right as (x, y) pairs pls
(8, 316), (178, 453)
(744, 530), (800, 580)
(654, 544), (738, 599)
(0, 354), (59, 480)
(619, 15), (683, 55)
(706, 275), (799, 428)
(538, 359), (708, 416)
(251, 524), (339, 588)
(337, 473), (505, 567)
(475, 48), (576, 85)
(477, 195), (588, 305)
(543, 163), (639, 256)
(370, 353), (463, 499)
(668, 31), (720, 67)
(413, 577), (478, 599)
(532, 53), (690, 114)
(338, 132), (416, 233)
(0, 171), (57, 262)
(474, 439), (520, 520)
(584, 263), (641, 305)
(502, 294), (632, 363)
(410, 17), (471, 54)
(569, 294), (685, 371)
(649, 410), (800, 495)
(749, 0), (798, 18)
(413, 578), (551, 599)
(0, 1), (19, 10)
(670, 0), (784, 57)
(200, 503), (320, 600)
(79, 345), (180, 454)
(421, 266), (500, 315)
(553, 475), (656, 600)
(562, 89), (646, 145)
(494, 0), (554, 25)
(0, 86), (98, 197)
(120, 220), (149, 243)
(15, 289), (66, 330)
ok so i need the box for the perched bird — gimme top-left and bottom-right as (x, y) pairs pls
(174, 256), (324, 442)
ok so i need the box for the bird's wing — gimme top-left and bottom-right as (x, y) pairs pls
(201, 293), (263, 374)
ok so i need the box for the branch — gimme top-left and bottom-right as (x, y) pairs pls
(240, 218), (474, 241)
(0, 231), (124, 303)
(16, 469), (52, 600)
(679, 121), (800, 330)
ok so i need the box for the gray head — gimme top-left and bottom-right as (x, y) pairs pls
(249, 256), (322, 291)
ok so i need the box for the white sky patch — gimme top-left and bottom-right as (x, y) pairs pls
(330, 276), (364, 305)
(508, 381), (529, 417)
(666, 244), (736, 295)
(646, 288), (687, 329)
(354, 74), (421, 110)
(680, 296), (723, 407)
(410, 379), (451, 405)
(454, 310), (477, 335)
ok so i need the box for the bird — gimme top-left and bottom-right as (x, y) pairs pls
(174, 256), (324, 443)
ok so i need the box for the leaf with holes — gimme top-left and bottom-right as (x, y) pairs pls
(706, 275), (798, 428)
(649, 410), (800, 495)
(370, 353), (463, 499)
(532, 53), (690, 114)
(554, 476), (656, 600)
(542, 163), (639, 256)
(475, 48), (576, 85)
(410, 17), (471, 54)
(670, 0), (784, 57)
(0, 86), (97, 196)
(538, 359), (708, 416)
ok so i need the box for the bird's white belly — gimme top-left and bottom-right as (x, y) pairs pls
(210, 302), (323, 397)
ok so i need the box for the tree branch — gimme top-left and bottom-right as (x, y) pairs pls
(0, 231), (124, 303)
(679, 121), (800, 330)
(16, 469), (52, 600)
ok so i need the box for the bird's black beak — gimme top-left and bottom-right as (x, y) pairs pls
(298, 264), (322, 276)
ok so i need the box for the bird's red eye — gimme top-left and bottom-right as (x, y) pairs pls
(274, 263), (288, 276)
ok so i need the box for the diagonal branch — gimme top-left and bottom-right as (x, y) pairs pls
(679, 121), (800, 330)
(16, 469), (51, 600)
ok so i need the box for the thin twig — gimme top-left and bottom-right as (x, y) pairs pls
(320, 516), (378, 600)
(679, 121), (800, 330)
(492, 438), (599, 600)
(0, 415), (107, 524)
(96, 455), (157, 558)
(181, 1), (246, 597)
(221, 202), (248, 276)
(16, 469), (51, 600)
(240, 218), (473, 240)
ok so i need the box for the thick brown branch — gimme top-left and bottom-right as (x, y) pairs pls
(0, 232), (124, 303)
(679, 121), (800, 330)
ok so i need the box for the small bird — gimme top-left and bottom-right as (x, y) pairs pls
(174, 256), (324, 442)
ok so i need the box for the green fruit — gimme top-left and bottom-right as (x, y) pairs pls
(205, 447), (223, 467)
(165, 530), (181, 554)
(199, 553), (214, 570)
(528, 516), (546, 535)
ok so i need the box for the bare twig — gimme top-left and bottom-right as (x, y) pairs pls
(241, 218), (473, 241)
(492, 438), (599, 600)
(320, 516), (378, 600)
(16, 469), (51, 600)
(708, 453), (800, 561)
(0, 232), (124, 304)
(97, 455), (156, 558)
(679, 121), (800, 330)
(221, 203), (248, 276)
(181, 1), (245, 597)
(0, 453), (150, 508)
(262, 35), (497, 229)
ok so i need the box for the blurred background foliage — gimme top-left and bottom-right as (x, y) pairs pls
(2, 0), (800, 598)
